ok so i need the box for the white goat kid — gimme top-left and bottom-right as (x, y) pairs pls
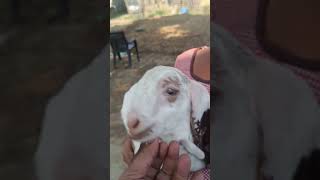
(121, 66), (210, 171)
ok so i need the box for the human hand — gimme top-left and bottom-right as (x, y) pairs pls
(119, 137), (205, 180)
(121, 136), (135, 166)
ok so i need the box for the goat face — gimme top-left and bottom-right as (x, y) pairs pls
(121, 66), (210, 143)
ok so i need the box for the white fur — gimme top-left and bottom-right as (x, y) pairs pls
(213, 24), (320, 180)
(121, 65), (210, 171)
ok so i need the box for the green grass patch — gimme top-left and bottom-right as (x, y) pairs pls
(148, 10), (166, 18)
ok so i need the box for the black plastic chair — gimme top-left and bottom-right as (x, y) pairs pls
(110, 31), (140, 68)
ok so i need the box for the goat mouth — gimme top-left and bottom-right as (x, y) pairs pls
(129, 125), (154, 141)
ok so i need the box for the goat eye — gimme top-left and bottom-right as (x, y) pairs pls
(166, 88), (178, 96)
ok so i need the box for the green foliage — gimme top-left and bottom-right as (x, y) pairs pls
(148, 10), (167, 18)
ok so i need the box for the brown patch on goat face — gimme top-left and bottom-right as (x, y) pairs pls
(167, 92), (178, 102)
(161, 76), (180, 103)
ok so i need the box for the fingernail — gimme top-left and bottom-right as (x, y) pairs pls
(152, 138), (160, 144)
(171, 141), (179, 147)
(153, 138), (159, 143)
(160, 141), (168, 146)
(180, 154), (190, 161)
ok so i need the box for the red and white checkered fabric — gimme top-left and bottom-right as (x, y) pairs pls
(188, 166), (211, 180)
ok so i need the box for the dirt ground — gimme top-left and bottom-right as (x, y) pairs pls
(110, 14), (209, 179)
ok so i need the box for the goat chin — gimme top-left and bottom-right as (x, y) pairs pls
(293, 149), (320, 180)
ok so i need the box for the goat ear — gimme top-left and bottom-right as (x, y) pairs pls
(189, 80), (210, 122)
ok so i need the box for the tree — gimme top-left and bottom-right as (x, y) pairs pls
(112, 0), (128, 13)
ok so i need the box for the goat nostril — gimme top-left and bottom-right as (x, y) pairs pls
(128, 118), (140, 130)
(133, 119), (140, 128)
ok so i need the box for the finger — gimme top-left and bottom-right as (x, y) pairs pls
(151, 141), (169, 170)
(145, 141), (169, 179)
(157, 141), (180, 180)
(140, 140), (167, 180)
(120, 139), (161, 180)
(159, 141), (169, 160)
(121, 137), (134, 165)
(172, 154), (191, 180)
(145, 166), (160, 180)
(130, 138), (160, 169)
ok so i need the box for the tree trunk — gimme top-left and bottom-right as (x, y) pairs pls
(113, 0), (127, 13)
(140, 0), (145, 17)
